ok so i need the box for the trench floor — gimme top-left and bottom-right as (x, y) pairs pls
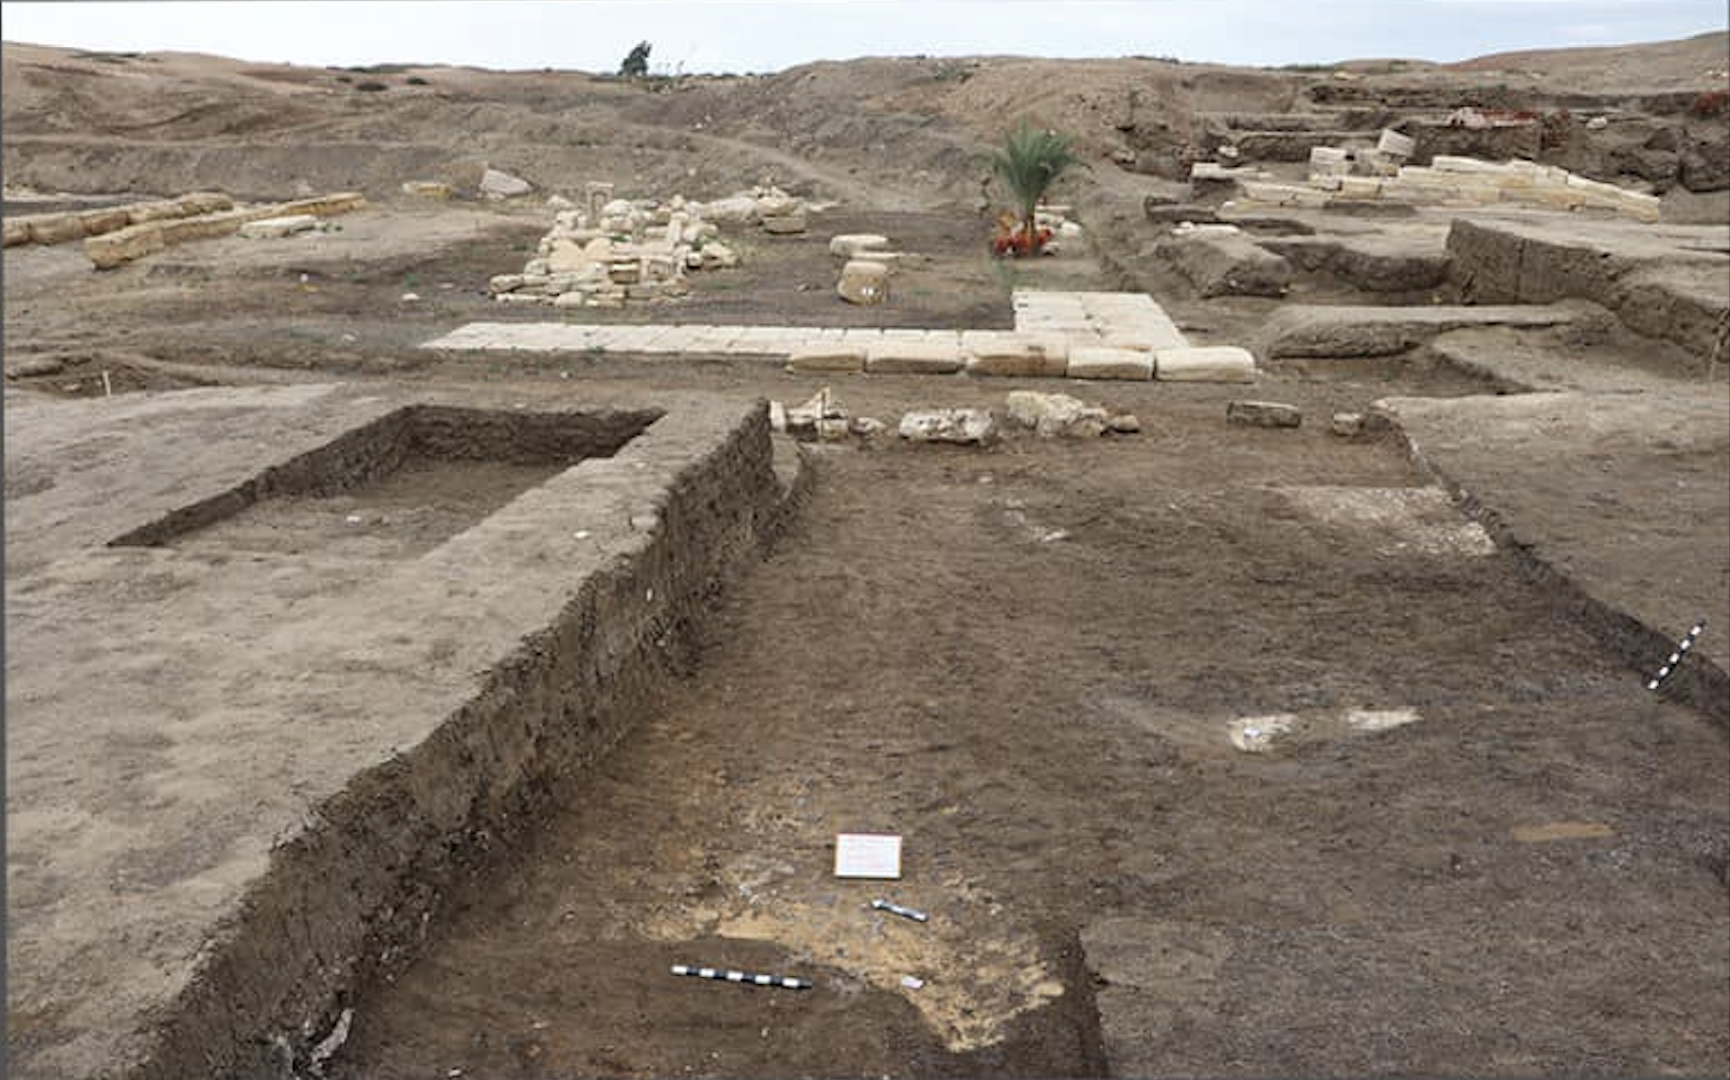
(332, 404), (1730, 1078)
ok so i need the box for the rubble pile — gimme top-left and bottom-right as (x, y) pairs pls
(489, 182), (811, 308)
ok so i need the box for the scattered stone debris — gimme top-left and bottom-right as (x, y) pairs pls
(768, 388), (885, 443)
(898, 409), (997, 445)
(1004, 391), (1139, 438)
(1330, 411), (1367, 437)
(1226, 400), (1303, 428)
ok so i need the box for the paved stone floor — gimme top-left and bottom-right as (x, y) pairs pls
(422, 290), (1206, 378)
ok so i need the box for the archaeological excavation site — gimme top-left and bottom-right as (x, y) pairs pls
(3, 24), (1728, 1080)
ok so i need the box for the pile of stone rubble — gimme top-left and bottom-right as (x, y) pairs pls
(489, 182), (811, 308)
(768, 387), (1139, 446)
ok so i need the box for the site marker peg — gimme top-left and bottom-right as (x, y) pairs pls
(671, 963), (812, 990)
(1646, 621), (1706, 691)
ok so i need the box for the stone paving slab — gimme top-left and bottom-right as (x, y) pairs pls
(418, 291), (1246, 381)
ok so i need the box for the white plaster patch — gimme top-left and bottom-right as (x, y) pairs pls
(1277, 485), (1496, 557)
(1228, 713), (1297, 753)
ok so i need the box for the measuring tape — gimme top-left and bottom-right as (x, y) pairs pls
(1647, 621), (1706, 691)
(671, 964), (811, 990)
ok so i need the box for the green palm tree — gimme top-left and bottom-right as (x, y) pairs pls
(990, 119), (1082, 254)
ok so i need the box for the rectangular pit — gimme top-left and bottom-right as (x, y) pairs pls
(110, 404), (661, 555)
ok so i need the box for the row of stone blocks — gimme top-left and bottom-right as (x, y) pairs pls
(84, 192), (368, 269)
(789, 340), (1256, 382)
(3, 192), (233, 248)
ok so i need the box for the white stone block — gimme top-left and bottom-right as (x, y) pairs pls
(788, 346), (866, 374)
(1376, 129), (1415, 158)
(865, 341), (963, 375)
(1066, 346), (1153, 381)
(1154, 345), (1257, 383)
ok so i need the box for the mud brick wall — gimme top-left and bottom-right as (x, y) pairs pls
(410, 404), (659, 465)
(1447, 219), (1730, 372)
(126, 404), (786, 1080)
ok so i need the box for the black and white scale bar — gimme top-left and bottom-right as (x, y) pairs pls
(1647, 621), (1706, 691)
(872, 898), (929, 923)
(671, 964), (812, 990)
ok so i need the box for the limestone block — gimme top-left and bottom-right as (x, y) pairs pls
(2, 219), (30, 247)
(829, 233), (890, 258)
(965, 338), (1068, 378)
(125, 200), (184, 225)
(788, 346), (866, 374)
(489, 274), (526, 294)
(1227, 400), (1302, 428)
(898, 409), (997, 445)
(1066, 346), (1154, 381)
(86, 224), (166, 269)
(1310, 146), (1350, 174)
(25, 215), (86, 245)
(277, 192), (367, 218)
(1101, 320), (1188, 351)
(401, 180), (453, 198)
(1156, 232), (1293, 299)
(1155, 345), (1257, 383)
(547, 239), (597, 273)
(865, 341), (963, 375)
(1336, 176), (1384, 200)
(1331, 412), (1367, 436)
(761, 212), (808, 235)
(178, 192), (234, 215)
(1005, 391), (1110, 437)
(237, 214), (319, 239)
(1431, 156), (1510, 174)
(1376, 129), (1415, 158)
(699, 240), (739, 269)
(156, 210), (245, 243)
(77, 207), (134, 236)
(838, 260), (890, 306)
(1238, 181), (1329, 208)
(480, 167), (533, 199)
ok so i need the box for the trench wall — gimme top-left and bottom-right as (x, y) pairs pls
(123, 403), (792, 1079)
(1447, 218), (1730, 372)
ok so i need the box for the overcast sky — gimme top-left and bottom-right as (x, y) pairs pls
(3, 1), (1726, 73)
